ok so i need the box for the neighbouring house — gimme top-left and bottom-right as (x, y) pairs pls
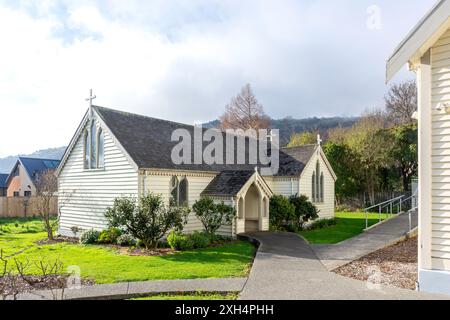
(5, 157), (61, 198)
(0, 174), (7, 197)
(56, 105), (336, 238)
(387, 0), (450, 295)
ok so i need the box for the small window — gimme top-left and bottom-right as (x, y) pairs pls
(24, 191), (31, 197)
(170, 176), (179, 206)
(13, 191), (20, 197)
(90, 123), (97, 169)
(320, 173), (324, 202)
(179, 178), (189, 207)
(84, 131), (90, 169)
(170, 176), (189, 207)
(98, 128), (105, 168)
(312, 172), (316, 202)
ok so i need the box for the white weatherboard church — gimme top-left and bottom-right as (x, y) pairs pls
(56, 103), (336, 238)
(387, 0), (450, 295)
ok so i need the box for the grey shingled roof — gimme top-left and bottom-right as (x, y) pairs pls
(278, 145), (318, 176)
(93, 106), (317, 176)
(201, 170), (255, 197)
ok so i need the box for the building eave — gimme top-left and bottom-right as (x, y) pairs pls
(386, 0), (450, 82)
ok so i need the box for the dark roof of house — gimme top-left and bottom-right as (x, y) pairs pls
(0, 174), (8, 188)
(7, 157), (61, 185)
(93, 106), (318, 177)
(278, 145), (318, 176)
(201, 170), (255, 197)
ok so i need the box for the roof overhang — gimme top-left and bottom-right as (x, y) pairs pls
(386, 0), (450, 82)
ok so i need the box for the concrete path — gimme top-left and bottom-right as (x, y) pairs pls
(16, 278), (247, 300)
(313, 210), (418, 270)
(238, 232), (447, 300)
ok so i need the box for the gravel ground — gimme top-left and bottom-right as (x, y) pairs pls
(334, 236), (418, 290)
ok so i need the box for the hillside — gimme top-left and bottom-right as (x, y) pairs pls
(204, 116), (359, 146)
(0, 147), (66, 174)
(0, 116), (358, 174)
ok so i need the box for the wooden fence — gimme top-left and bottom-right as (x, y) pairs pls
(0, 197), (58, 218)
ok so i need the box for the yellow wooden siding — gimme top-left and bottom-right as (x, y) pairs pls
(299, 150), (335, 219)
(431, 28), (450, 270)
(143, 173), (232, 237)
(58, 116), (138, 236)
(269, 178), (299, 198)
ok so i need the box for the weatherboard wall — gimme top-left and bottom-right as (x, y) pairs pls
(430, 28), (450, 271)
(58, 115), (139, 236)
(299, 150), (335, 219)
(141, 172), (233, 237)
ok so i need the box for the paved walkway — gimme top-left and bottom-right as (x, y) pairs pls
(238, 232), (447, 300)
(16, 278), (247, 300)
(313, 211), (418, 270)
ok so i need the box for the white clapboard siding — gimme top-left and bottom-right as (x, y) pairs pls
(143, 173), (233, 237)
(269, 178), (299, 198)
(431, 28), (450, 270)
(58, 116), (138, 236)
(299, 150), (335, 219)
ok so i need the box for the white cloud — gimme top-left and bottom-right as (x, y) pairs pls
(0, 0), (437, 157)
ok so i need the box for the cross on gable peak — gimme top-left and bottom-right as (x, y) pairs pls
(86, 89), (97, 107)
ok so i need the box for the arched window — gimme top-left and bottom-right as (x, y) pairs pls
(312, 161), (324, 203)
(320, 173), (324, 203)
(170, 176), (179, 206)
(83, 121), (105, 170)
(312, 172), (316, 202)
(98, 128), (104, 168)
(316, 161), (320, 202)
(90, 123), (97, 169)
(179, 178), (189, 207)
(84, 130), (90, 169)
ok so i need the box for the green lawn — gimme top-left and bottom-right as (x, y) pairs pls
(0, 218), (255, 285)
(133, 292), (238, 300)
(298, 212), (390, 245)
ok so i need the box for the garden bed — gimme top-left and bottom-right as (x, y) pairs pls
(333, 236), (418, 290)
(0, 218), (255, 288)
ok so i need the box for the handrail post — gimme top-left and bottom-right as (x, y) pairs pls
(365, 210), (368, 229)
(409, 209), (412, 232)
(379, 205), (382, 223)
(400, 198), (402, 213)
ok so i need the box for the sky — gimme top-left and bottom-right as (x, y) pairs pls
(0, 0), (438, 157)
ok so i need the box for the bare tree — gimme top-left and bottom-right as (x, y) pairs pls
(35, 170), (58, 241)
(219, 84), (271, 132)
(385, 80), (417, 125)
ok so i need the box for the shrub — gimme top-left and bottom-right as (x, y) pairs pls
(306, 218), (338, 231)
(116, 234), (137, 247)
(105, 193), (190, 249)
(289, 195), (320, 231)
(167, 230), (194, 251)
(80, 229), (101, 244)
(98, 227), (122, 244)
(192, 198), (235, 236)
(189, 231), (211, 249)
(269, 195), (295, 230)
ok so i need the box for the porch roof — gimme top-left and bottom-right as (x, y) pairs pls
(201, 170), (255, 197)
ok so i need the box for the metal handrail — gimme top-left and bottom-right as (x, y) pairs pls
(364, 195), (406, 229)
(364, 195), (405, 212)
